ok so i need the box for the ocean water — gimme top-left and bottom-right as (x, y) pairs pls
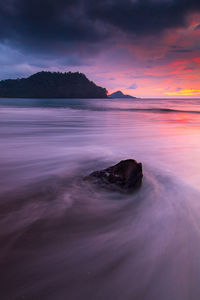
(0, 98), (200, 300)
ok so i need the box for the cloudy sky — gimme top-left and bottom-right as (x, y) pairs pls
(1, 0), (200, 97)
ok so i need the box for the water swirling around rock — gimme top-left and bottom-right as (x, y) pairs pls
(0, 98), (200, 299)
(1, 163), (200, 300)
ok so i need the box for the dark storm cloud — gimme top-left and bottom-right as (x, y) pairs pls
(86, 0), (200, 35)
(169, 49), (193, 53)
(0, 0), (106, 49)
(0, 0), (200, 59)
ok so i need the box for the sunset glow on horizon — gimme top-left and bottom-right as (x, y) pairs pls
(83, 15), (200, 98)
(2, 2), (200, 299)
(1, 1), (200, 98)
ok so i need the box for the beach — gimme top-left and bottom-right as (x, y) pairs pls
(1, 98), (200, 299)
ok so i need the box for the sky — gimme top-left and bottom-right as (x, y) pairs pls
(1, 0), (200, 97)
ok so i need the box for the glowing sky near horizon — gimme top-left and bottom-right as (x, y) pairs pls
(1, 0), (200, 98)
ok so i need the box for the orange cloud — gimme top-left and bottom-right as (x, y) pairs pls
(166, 89), (200, 96)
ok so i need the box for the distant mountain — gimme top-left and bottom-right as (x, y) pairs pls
(108, 90), (136, 99)
(0, 71), (108, 98)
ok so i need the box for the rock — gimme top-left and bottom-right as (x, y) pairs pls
(108, 90), (137, 99)
(85, 159), (143, 193)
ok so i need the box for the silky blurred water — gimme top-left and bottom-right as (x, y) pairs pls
(0, 98), (200, 300)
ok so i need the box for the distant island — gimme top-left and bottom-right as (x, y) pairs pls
(0, 71), (108, 98)
(108, 91), (136, 99)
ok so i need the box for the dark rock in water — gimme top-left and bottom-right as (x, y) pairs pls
(108, 90), (136, 99)
(85, 159), (143, 193)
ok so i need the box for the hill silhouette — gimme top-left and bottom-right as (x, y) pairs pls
(108, 91), (136, 98)
(0, 71), (108, 98)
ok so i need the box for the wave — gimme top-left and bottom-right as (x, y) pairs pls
(1, 161), (200, 299)
(81, 107), (200, 114)
(1, 101), (200, 114)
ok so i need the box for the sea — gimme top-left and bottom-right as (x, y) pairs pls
(0, 98), (200, 300)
